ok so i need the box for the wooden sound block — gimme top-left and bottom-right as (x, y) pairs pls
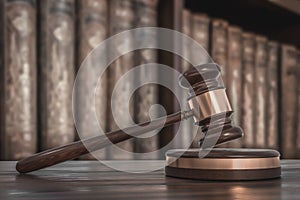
(165, 148), (281, 181)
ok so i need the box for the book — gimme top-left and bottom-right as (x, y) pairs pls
(39, 0), (75, 150)
(297, 51), (300, 158)
(254, 35), (268, 148)
(210, 19), (228, 148)
(211, 19), (228, 84)
(280, 44), (298, 158)
(226, 26), (243, 148)
(156, 0), (183, 153)
(266, 41), (279, 150)
(241, 32), (255, 148)
(107, 0), (135, 159)
(76, 0), (108, 159)
(133, 0), (159, 159)
(191, 13), (210, 65)
(182, 9), (192, 73)
(190, 13), (210, 147)
(0, 3), (2, 161)
(177, 9), (195, 149)
(0, 0), (37, 160)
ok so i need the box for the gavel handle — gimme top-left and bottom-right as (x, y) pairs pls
(16, 110), (194, 173)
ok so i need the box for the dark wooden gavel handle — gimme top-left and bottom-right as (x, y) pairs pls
(16, 110), (194, 173)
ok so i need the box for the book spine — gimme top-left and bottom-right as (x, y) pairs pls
(211, 19), (228, 84)
(254, 36), (268, 148)
(0, 0), (3, 159)
(241, 32), (255, 148)
(156, 0), (183, 157)
(297, 51), (300, 158)
(191, 13), (210, 147)
(266, 41), (279, 150)
(0, 0), (37, 160)
(107, 0), (135, 159)
(191, 13), (210, 66)
(39, 0), (75, 150)
(76, 0), (108, 159)
(182, 9), (192, 72)
(178, 9), (195, 149)
(133, 0), (158, 159)
(210, 19), (228, 148)
(280, 45), (298, 158)
(226, 26), (243, 148)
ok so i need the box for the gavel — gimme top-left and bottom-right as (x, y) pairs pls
(16, 63), (243, 173)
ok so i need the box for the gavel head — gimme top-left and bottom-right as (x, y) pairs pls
(179, 63), (243, 147)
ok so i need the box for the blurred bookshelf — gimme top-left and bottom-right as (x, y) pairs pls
(0, 0), (299, 161)
(157, 0), (300, 157)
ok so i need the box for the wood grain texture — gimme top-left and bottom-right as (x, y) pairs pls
(1, 160), (300, 199)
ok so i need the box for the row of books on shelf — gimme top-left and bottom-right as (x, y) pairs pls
(0, 0), (299, 161)
(179, 9), (300, 158)
(0, 0), (160, 160)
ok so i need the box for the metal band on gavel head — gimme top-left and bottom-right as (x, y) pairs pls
(178, 63), (243, 146)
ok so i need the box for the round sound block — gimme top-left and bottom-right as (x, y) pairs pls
(165, 148), (281, 181)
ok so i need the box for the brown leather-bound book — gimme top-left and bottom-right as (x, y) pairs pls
(39, 0), (75, 150)
(177, 9), (195, 149)
(133, 0), (159, 159)
(0, 0), (3, 159)
(266, 41), (279, 150)
(182, 9), (192, 72)
(0, 0), (37, 160)
(190, 13), (210, 147)
(76, 0), (108, 160)
(211, 19), (228, 83)
(241, 32), (255, 148)
(210, 19), (228, 148)
(297, 51), (300, 158)
(107, 0), (135, 159)
(254, 35), (268, 149)
(226, 26), (243, 148)
(280, 45), (298, 158)
(191, 13), (210, 65)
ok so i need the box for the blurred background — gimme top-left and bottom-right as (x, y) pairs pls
(0, 0), (299, 161)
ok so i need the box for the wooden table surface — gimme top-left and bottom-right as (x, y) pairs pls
(0, 160), (299, 200)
